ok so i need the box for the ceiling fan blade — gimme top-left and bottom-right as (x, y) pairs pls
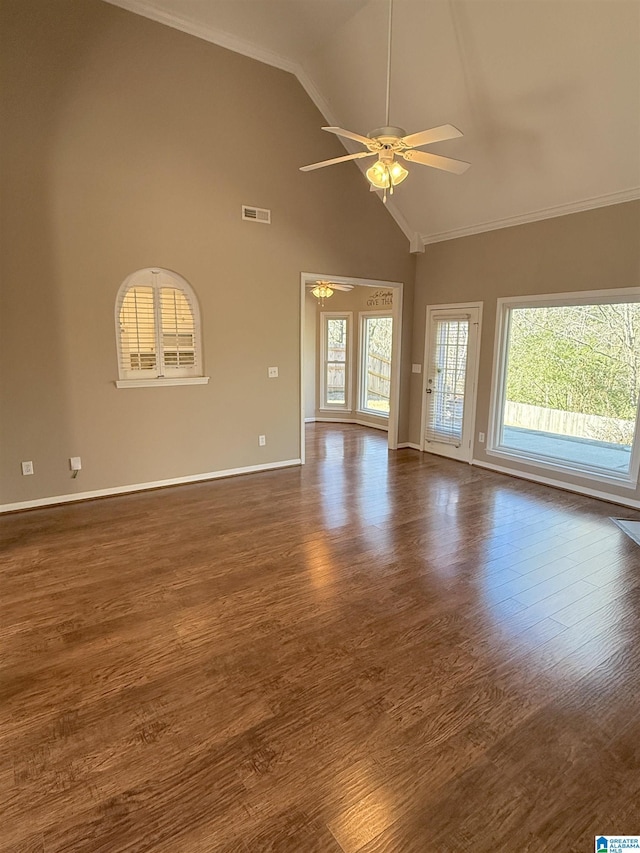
(401, 124), (463, 148)
(402, 149), (470, 174)
(322, 126), (373, 147)
(305, 283), (354, 291)
(300, 151), (375, 172)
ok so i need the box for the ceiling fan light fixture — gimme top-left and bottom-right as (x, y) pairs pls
(366, 158), (409, 202)
(366, 159), (408, 189)
(390, 161), (409, 184)
(366, 160), (390, 189)
(311, 283), (334, 302)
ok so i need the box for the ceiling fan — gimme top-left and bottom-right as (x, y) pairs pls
(306, 280), (354, 304)
(300, 0), (470, 202)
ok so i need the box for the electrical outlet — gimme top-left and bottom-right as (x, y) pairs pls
(412, 363), (422, 374)
(70, 456), (82, 471)
(478, 432), (485, 443)
(258, 435), (266, 446)
(21, 460), (34, 476)
(268, 367), (278, 378)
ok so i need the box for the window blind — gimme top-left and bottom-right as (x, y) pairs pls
(425, 317), (469, 447)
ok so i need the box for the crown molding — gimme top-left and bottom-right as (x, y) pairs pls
(103, 0), (300, 74)
(295, 66), (339, 128)
(420, 187), (640, 246)
(409, 233), (425, 254)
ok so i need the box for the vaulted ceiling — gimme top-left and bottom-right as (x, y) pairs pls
(105, 0), (640, 247)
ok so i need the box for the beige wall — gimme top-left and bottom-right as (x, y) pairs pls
(411, 200), (640, 504)
(0, 0), (415, 507)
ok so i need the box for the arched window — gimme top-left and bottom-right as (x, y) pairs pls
(115, 269), (207, 387)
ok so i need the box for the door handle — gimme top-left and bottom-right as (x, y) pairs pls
(426, 388), (432, 394)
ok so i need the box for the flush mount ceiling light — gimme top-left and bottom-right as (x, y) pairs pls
(300, 0), (470, 203)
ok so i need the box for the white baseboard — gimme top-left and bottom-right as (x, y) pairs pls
(472, 458), (640, 510)
(397, 442), (422, 451)
(311, 417), (389, 433)
(0, 458), (302, 514)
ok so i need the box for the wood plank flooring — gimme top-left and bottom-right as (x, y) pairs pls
(1, 423), (639, 852)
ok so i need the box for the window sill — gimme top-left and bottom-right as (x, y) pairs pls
(115, 377), (210, 389)
(485, 445), (638, 490)
(357, 409), (389, 420)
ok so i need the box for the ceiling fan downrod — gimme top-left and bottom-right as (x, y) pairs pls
(385, 0), (393, 128)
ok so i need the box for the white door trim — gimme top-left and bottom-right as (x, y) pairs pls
(419, 301), (483, 461)
(300, 272), (404, 464)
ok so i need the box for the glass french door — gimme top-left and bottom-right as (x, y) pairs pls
(423, 306), (480, 462)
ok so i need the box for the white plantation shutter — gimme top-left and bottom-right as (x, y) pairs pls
(116, 269), (202, 381)
(160, 287), (196, 369)
(119, 286), (157, 373)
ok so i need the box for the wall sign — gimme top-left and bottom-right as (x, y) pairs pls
(366, 289), (393, 308)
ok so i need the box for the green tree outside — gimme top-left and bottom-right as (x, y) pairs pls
(506, 303), (640, 422)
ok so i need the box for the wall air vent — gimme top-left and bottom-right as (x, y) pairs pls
(242, 205), (271, 224)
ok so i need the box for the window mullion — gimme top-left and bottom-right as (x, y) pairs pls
(153, 273), (165, 377)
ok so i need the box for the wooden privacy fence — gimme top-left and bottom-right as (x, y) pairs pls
(367, 353), (391, 402)
(327, 362), (346, 401)
(504, 401), (635, 445)
(326, 354), (391, 403)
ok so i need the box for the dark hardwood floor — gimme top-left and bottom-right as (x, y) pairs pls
(2, 423), (639, 852)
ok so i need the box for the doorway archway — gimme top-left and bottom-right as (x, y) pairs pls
(299, 272), (404, 464)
